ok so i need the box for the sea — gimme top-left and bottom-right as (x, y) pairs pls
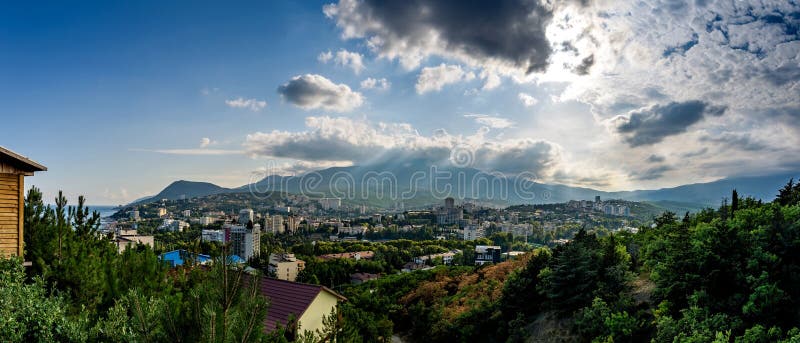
(87, 205), (121, 219)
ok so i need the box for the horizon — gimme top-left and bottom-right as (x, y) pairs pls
(2, 0), (799, 205)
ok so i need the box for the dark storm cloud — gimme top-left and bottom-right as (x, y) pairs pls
(630, 165), (674, 181)
(611, 100), (727, 147)
(573, 54), (595, 75)
(646, 154), (665, 163)
(681, 148), (708, 158)
(277, 74), (363, 112)
(700, 132), (770, 152)
(325, 0), (562, 73)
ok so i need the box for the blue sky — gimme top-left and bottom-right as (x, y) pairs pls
(2, 0), (799, 205)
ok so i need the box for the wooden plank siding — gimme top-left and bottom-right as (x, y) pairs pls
(0, 173), (20, 257)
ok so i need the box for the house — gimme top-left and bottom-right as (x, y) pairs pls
(0, 146), (46, 258)
(475, 245), (502, 265)
(258, 278), (346, 336)
(268, 253), (305, 282)
(114, 230), (154, 253)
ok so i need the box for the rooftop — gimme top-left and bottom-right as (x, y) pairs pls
(257, 277), (345, 331)
(0, 146), (47, 172)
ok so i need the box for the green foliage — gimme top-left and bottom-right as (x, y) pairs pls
(0, 258), (85, 342)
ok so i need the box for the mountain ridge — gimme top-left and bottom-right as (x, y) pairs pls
(131, 164), (798, 208)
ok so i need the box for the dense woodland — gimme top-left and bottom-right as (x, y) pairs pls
(2, 180), (800, 342)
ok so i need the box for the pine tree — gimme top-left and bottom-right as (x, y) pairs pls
(731, 189), (739, 217)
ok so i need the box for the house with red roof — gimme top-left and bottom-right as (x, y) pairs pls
(257, 277), (346, 337)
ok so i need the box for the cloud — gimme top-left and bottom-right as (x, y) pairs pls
(323, 0), (558, 74)
(463, 113), (514, 129)
(225, 97), (267, 111)
(415, 64), (476, 94)
(630, 165), (674, 181)
(360, 77), (390, 90)
(609, 101), (726, 147)
(244, 116), (562, 176)
(319, 49), (366, 74)
(699, 132), (770, 152)
(200, 137), (218, 148)
(317, 50), (333, 63)
(518, 92), (539, 107)
(646, 154), (665, 163)
(277, 74), (364, 112)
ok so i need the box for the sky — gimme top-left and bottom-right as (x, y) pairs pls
(1, 0), (799, 205)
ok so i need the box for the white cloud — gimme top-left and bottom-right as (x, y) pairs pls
(360, 77), (390, 90)
(317, 50), (333, 63)
(244, 116), (561, 176)
(318, 49), (365, 74)
(463, 113), (515, 129)
(277, 74), (364, 112)
(200, 137), (217, 148)
(415, 64), (476, 94)
(518, 93), (538, 107)
(225, 97), (267, 111)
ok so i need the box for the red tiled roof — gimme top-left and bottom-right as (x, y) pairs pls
(257, 277), (345, 332)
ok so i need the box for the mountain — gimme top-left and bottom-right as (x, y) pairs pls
(134, 162), (798, 208)
(136, 180), (230, 204)
(622, 173), (796, 205)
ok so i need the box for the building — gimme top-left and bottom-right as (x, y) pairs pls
(319, 198), (341, 211)
(268, 253), (306, 282)
(339, 225), (367, 236)
(201, 229), (225, 243)
(239, 208), (254, 224)
(266, 215), (285, 234)
(435, 197), (463, 226)
(129, 210), (140, 221)
(225, 223), (261, 261)
(158, 219), (189, 232)
(0, 147), (46, 258)
(413, 250), (460, 265)
(257, 278), (346, 336)
(114, 229), (154, 253)
(463, 225), (485, 241)
(285, 216), (298, 233)
(182, 209), (191, 217)
(157, 207), (168, 217)
(475, 245), (502, 265)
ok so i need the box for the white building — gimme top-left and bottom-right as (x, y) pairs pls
(268, 253), (306, 282)
(267, 215), (285, 234)
(201, 229), (225, 243)
(159, 219), (189, 232)
(129, 210), (140, 221)
(182, 209), (191, 218)
(239, 208), (254, 224)
(463, 225), (485, 241)
(319, 198), (341, 211)
(225, 223), (261, 261)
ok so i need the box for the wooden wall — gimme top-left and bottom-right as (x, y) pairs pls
(0, 173), (22, 257)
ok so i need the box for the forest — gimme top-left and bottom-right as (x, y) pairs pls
(2, 180), (800, 342)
